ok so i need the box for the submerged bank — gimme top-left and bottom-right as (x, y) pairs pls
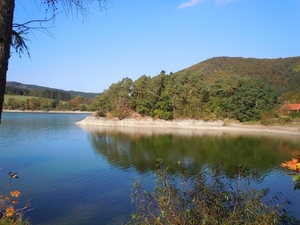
(76, 116), (300, 136)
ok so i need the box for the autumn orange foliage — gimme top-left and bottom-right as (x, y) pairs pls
(0, 171), (30, 224)
(281, 158), (300, 172)
(5, 206), (15, 217)
(10, 190), (21, 197)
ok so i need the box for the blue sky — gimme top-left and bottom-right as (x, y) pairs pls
(8, 0), (300, 93)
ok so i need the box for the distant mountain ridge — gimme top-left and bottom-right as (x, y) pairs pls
(6, 81), (100, 98)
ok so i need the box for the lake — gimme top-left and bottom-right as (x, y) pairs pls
(0, 112), (300, 224)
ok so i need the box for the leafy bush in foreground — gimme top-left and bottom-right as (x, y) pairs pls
(126, 160), (298, 225)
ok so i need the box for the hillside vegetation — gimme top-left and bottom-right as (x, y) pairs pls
(182, 57), (300, 95)
(6, 85), (72, 101)
(4, 82), (100, 111)
(6, 81), (99, 98)
(3, 94), (92, 111)
(4, 87), (95, 111)
(91, 56), (300, 122)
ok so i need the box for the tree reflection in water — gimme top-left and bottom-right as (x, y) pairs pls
(83, 125), (300, 179)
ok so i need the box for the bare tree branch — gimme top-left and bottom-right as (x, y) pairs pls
(11, 13), (60, 58)
(45, 0), (107, 19)
(12, 13), (58, 30)
(11, 0), (108, 57)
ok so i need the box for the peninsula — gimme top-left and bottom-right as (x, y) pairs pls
(76, 115), (300, 136)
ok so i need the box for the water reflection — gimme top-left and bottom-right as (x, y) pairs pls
(81, 125), (300, 178)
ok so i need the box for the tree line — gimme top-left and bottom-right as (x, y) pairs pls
(5, 86), (72, 101)
(90, 71), (279, 122)
(4, 95), (93, 111)
(6, 82), (100, 98)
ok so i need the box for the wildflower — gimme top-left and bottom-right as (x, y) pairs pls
(5, 206), (15, 217)
(10, 190), (21, 197)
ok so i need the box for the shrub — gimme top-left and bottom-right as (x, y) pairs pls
(260, 111), (276, 125)
(290, 112), (300, 119)
(96, 110), (106, 118)
(278, 118), (292, 125)
(126, 160), (298, 225)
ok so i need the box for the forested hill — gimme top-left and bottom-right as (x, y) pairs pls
(180, 56), (300, 94)
(6, 81), (99, 98)
(91, 56), (300, 122)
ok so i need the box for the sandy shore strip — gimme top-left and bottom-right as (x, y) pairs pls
(76, 116), (300, 136)
(3, 109), (92, 114)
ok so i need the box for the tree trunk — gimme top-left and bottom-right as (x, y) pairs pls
(0, 0), (15, 123)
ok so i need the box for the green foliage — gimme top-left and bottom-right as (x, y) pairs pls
(260, 111), (277, 125)
(91, 57), (300, 122)
(3, 95), (90, 111)
(101, 77), (134, 120)
(89, 94), (111, 113)
(153, 92), (173, 120)
(292, 174), (300, 182)
(223, 77), (278, 122)
(96, 110), (106, 117)
(126, 160), (298, 225)
(278, 118), (293, 125)
(93, 69), (280, 122)
(281, 89), (300, 104)
(4, 95), (34, 104)
(183, 56), (300, 95)
(132, 75), (153, 116)
(5, 86), (71, 101)
(6, 82), (99, 98)
(290, 112), (300, 118)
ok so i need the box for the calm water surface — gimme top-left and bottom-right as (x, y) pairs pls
(0, 112), (300, 224)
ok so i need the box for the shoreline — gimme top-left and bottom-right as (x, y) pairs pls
(76, 116), (300, 136)
(2, 109), (92, 114)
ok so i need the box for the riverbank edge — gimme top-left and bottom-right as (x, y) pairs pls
(3, 109), (92, 114)
(76, 115), (300, 136)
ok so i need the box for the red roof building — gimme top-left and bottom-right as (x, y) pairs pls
(280, 104), (300, 116)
